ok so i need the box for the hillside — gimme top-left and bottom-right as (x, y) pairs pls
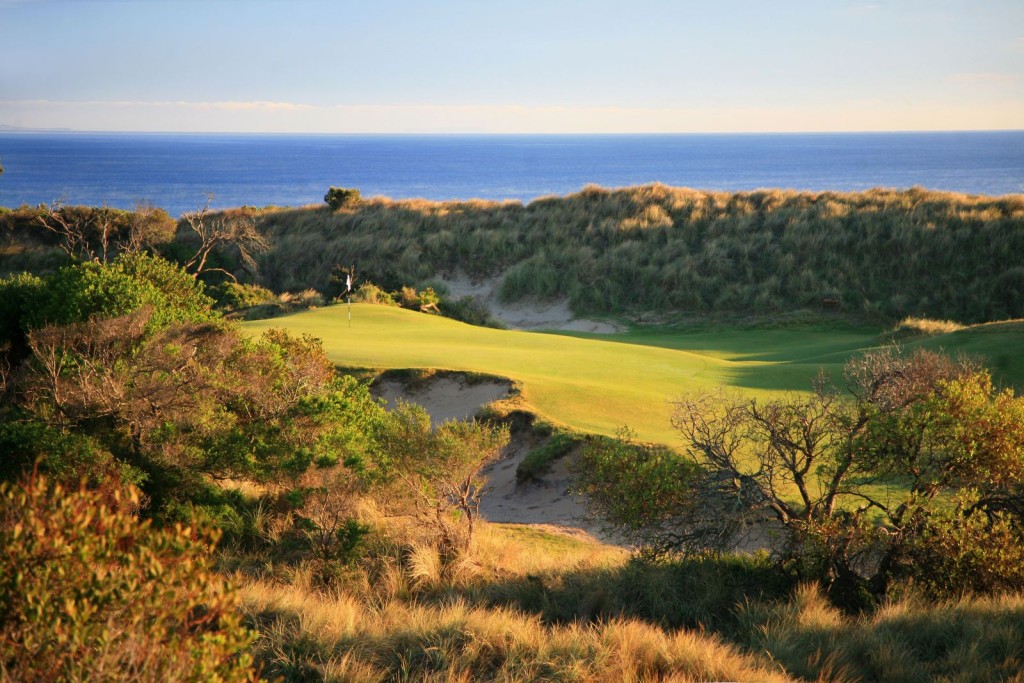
(253, 184), (1024, 324)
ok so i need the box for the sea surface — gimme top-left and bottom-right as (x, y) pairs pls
(1, 131), (1022, 217)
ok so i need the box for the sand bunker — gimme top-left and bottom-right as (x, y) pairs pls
(479, 436), (603, 540)
(372, 372), (606, 540)
(437, 273), (624, 334)
(373, 375), (511, 427)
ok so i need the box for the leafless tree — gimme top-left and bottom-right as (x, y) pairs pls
(36, 200), (106, 262)
(121, 202), (176, 255)
(181, 196), (270, 281)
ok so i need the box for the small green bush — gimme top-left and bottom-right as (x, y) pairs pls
(350, 281), (398, 306)
(324, 186), (361, 211)
(209, 282), (277, 312)
(517, 432), (576, 483)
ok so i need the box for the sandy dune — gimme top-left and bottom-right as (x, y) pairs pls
(436, 273), (624, 334)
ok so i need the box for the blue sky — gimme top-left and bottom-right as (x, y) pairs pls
(1, 0), (1022, 133)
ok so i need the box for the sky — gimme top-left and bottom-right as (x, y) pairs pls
(1, 0), (1022, 134)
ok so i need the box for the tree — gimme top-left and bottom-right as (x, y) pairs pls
(123, 202), (177, 255)
(577, 348), (1024, 604)
(181, 197), (269, 282)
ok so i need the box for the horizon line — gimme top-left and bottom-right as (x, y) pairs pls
(3, 127), (1024, 136)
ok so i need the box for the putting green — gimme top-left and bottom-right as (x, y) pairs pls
(242, 304), (886, 445)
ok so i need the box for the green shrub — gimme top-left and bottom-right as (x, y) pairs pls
(517, 432), (576, 483)
(257, 186), (1024, 323)
(324, 186), (361, 211)
(441, 295), (504, 328)
(209, 282), (277, 311)
(0, 474), (256, 682)
(350, 281), (398, 306)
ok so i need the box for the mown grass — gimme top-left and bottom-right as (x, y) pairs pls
(242, 304), (1023, 447)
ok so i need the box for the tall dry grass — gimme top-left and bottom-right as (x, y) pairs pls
(232, 516), (1024, 682)
(240, 581), (791, 682)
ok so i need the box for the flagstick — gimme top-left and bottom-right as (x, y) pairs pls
(348, 294), (352, 327)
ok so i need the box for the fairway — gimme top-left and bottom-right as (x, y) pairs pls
(243, 304), (887, 445)
(244, 305), (1024, 445)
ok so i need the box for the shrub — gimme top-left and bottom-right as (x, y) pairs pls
(350, 281), (397, 306)
(517, 431), (576, 483)
(209, 282), (277, 312)
(323, 186), (361, 211)
(0, 474), (255, 682)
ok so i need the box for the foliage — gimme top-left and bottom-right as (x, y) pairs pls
(323, 186), (361, 210)
(291, 465), (372, 586)
(3, 202), (176, 265)
(0, 253), (216, 343)
(378, 402), (510, 557)
(208, 282), (277, 312)
(398, 285), (440, 312)
(178, 201), (269, 282)
(0, 256), (390, 519)
(256, 185), (1024, 323)
(440, 293), (505, 328)
(517, 430), (575, 483)
(0, 473), (255, 682)
(579, 348), (1024, 604)
(236, 518), (1024, 683)
(741, 583), (1024, 683)
(350, 281), (398, 306)
(886, 315), (966, 340)
(573, 429), (716, 557)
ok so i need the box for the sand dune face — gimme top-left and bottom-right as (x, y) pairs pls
(436, 273), (623, 334)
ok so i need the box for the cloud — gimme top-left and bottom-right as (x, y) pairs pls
(2, 98), (1023, 134)
(2, 98), (316, 111)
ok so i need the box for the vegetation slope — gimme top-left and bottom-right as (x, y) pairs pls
(254, 184), (1024, 324)
(4, 184), (1024, 681)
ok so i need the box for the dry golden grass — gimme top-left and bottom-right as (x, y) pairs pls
(888, 316), (966, 339)
(240, 579), (790, 682)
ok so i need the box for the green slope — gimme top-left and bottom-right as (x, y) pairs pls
(243, 305), (1023, 445)
(910, 320), (1024, 391)
(242, 305), (877, 444)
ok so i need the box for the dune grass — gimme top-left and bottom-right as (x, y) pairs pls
(243, 304), (1024, 447)
(252, 185), (1024, 324)
(237, 519), (1024, 682)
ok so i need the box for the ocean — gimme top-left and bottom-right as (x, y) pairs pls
(0, 131), (1022, 217)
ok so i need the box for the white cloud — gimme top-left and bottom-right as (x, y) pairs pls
(2, 98), (1023, 134)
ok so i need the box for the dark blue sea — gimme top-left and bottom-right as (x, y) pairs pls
(1, 131), (1022, 217)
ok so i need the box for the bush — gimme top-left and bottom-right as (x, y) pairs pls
(0, 474), (255, 681)
(324, 186), (361, 211)
(517, 431), (576, 483)
(441, 294), (504, 328)
(350, 281), (398, 306)
(209, 282), (277, 312)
